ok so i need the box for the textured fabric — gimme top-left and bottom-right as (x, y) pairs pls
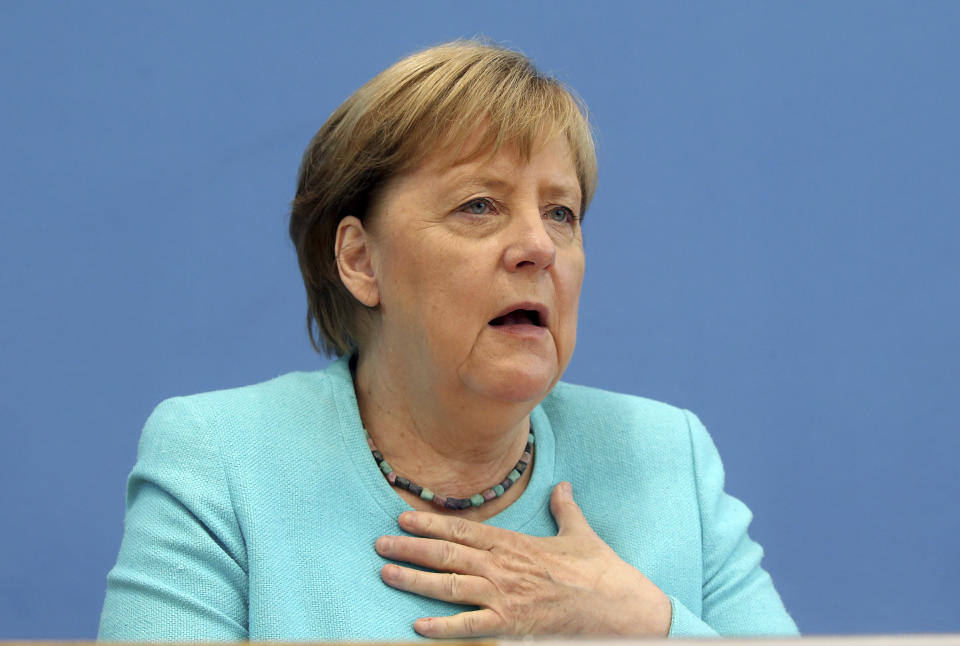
(98, 355), (798, 640)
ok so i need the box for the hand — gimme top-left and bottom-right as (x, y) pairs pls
(374, 481), (672, 638)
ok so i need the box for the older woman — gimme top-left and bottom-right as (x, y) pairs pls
(99, 41), (797, 640)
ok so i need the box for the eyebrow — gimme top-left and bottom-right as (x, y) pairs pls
(445, 173), (582, 204)
(447, 174), (512, 193)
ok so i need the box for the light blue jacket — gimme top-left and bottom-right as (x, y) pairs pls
(98, 356), (798, 639)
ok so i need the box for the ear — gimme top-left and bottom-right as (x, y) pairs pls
(334, 216), (380, 307)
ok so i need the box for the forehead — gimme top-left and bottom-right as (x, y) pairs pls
(408, 134), (582, 199)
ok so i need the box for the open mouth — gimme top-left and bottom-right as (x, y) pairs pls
(489, 309), (543, 327)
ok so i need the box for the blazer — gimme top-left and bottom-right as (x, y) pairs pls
(98, 355), (798, 639)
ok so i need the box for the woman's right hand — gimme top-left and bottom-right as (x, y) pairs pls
(375, 482), (672, 638)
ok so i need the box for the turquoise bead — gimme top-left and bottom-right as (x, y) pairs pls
(493, 484), (505, 496)
(470, 493), (485, 507)
(379, 461), (392, 474)
(420, 488), (434, 501)
(508, 469), (521, 482)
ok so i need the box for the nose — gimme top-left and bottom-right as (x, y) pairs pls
(502, 207), (557, 272)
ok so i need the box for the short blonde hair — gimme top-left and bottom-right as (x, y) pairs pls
(289, 40), (598, 357)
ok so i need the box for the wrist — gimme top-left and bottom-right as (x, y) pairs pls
(609, 578), (671, 636)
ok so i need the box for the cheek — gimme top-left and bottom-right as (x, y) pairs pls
(388, 241), (495, 335)
(559, 251), (586, 309)
(378, 233), (447, 304)
(552, 251), (584, 359)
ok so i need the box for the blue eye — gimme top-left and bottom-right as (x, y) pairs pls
(463, 198), (491, 215)
(547, 206), (576, 224)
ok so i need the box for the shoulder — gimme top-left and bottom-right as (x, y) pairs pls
(161, 369), (330, 422)
(540, 380), (715, 473)
(543, 380), (697, 438)
(140, 358), (353, 455)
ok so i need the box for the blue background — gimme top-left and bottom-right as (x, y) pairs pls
(1, 0), (958, 638)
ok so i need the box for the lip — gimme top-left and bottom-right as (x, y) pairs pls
(488, 301), (550, 329)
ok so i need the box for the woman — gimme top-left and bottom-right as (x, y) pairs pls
(99, 41), (798, 640)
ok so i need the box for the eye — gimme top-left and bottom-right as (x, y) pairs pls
(458, 198), (496, 216)
(546, 205), (577, 225)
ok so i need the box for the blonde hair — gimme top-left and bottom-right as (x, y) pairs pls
(289, 40), (598, 357)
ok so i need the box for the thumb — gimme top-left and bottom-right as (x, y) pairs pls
(550, 482), (593, 537)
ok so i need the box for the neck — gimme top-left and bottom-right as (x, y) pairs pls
(353, 349), (535, 498)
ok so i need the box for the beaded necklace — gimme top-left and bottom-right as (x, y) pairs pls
(365, 428), (534, 510)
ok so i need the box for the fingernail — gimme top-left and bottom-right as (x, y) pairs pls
(415, 618), (432, 633)
(382, 564), (401, 582)
(376, 536), (392, 552)
(562, 481), (572, 496)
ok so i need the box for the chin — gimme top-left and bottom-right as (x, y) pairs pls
(460, 357), (559, 404)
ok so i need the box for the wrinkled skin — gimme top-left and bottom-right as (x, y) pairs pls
(376, 482), (672, 638)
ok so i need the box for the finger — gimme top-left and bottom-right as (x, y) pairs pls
(375, 534), (489, 575)
(380, 563), (492, 606)
(398, 511), (500, 550)
(414, 608), (503, 638)
(550, 482), (594, 537)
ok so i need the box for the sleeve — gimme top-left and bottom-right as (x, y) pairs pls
(667, 410), (799, 637)
(98, 397), (249, 641)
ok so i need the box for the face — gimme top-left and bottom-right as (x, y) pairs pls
(363, 134), (585, 404)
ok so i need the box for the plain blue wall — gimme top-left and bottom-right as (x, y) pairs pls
(1, 0), (958, 638)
